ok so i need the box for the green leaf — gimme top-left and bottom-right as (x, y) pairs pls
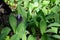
(38, 10), (47, 35)
(16, 22), (26, 38)
(31, 27), (36, 35)
(52, 35), (60, 39)
(9, 0), (14, 3)
(28, 35), (36, 40)
(23, 0), (29, 8)
(50, 0), (56, 3)
(46, 27), (58, 33)
(54, 13), (59, 23)
(1, 27), (11, 34)
(48, 22), (60, 27)
(40, 19), (47, 35)
(33, 0), (38, 7)
(9, 14), (17, 33)
(29, 3), (34, 15)
(33, 0), (38, 3)
(0, 27), (11, 40)
(46, 13), (54, 19)
(17, 5), (27, 19)
(22, 33), (27, 40)
(5, 36), (10, 40)
(42, 0), (50, 6)
(9, 0), (14, 6)
(55, 0), (60, 5)
(38, 0), (42, 3)
(42, 7), (48, 15)
(41, 34), (47, 40)
(4, 0), (8, 2)
(51, 6), (60, 13)
(10, 34), (20, 40)
(17, 0), (22, 5)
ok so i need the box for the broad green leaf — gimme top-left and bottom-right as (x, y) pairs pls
(48, 22), (60, 27)
(33, 0), (38, 7)
(47, 37), (55, 40)
(46, 13), (54, 19)
(18, 0), (22, 2)
(51, 6), (60, 13)
(38, 0), (42, 3)
(0, 27), (11, 40)
(42, 7), (48, 15)
(22, 33), (26, 40)
(52, 35), (60, 39)
(40, 19), (47, 35)
(41, 34), (47, 40)
(17, 5), (27, 19)
(4, 0), (8, 2)
(5, 36), (10, 40)
(17, 0), (22, 5)
(9, 0), (14, 6)
(28, 3), (38, 16)
(23, 0), (29, 8)
(10, 34), (20, 40)
(28, 35), (36, 40)
(16, 22), (26, 38)
(46, 27), (58, 33)
(42, 1), (50, 6)
(50, 0), (56, 3)
(34, 19), (38, 27)
(33, 0), (38, 3)
(54, 13), (59, 23)
(1, 27), (11, 34)
(9, 14), (17, 33)
(33, 2), (38, 7)
(31, 27), (36, 35)
(29, 3), (34, 15)
(38, 10), (47, 35)
(9, 0), (14, 3)
(55, 0), (60, 5)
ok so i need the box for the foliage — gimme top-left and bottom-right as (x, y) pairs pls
(0, 0), (60, 40)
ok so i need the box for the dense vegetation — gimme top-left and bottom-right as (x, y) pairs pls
(0, 0), (60, 40)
